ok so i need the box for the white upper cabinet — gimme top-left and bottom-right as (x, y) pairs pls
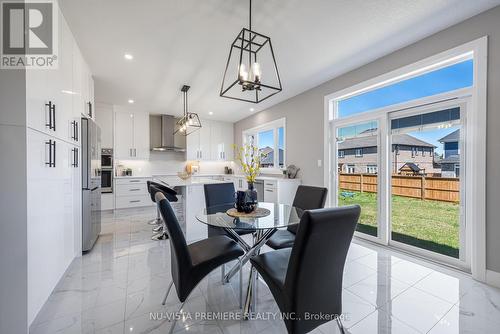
(95, 103), (114, 149)
(26, 11), (92, 146)
(187, 119), (233, 161)
(187, 119), (210, 161)
(114, 109), (150, 160)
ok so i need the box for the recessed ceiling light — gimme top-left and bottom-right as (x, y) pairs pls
(208, 111), (213, 115)
(250, 108), (255, 112)
(124, 53), (134, 60)
(128, 99), (135, 104)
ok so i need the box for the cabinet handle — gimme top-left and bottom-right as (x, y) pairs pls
(71, 121), (79, 141)
(45, 101), (56, 131)
(134, 148), (137, 157)
(129, 188), (140, 191)
(52, 103), (56, 131)
(45, 140), (52, 167)
(129, 200), (140, 203)
(45, 140), (56, 168)
(265, 189), (274, 192)
(88, 102), (92, 118)
(72, 148), (77, 167)
(129, 180), (141, 183)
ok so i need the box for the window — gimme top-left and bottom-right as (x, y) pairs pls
(243, 118), (286, 170)
(346, 164), (355, 174)
(338, 150), (345, 158)
(337, 59), (473, 118)
(355, 148), (363, 157)
(454, 164), (460, 177)
(412, 147), (418, 157)
(422, 148), (426, 157)
(367, 165), (377, 174)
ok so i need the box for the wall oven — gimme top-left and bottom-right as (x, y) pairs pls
(101, 169), (113, 193)
(101, 148), (113, 193)
(101, 148), (113, 168)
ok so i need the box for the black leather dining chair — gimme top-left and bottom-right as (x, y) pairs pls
(204, 183), (257, 281)
(154, 190), (245, 333)
(250, 205), (360, 334)
(147, 181), (179, 240)
(266, 185), (328, 250)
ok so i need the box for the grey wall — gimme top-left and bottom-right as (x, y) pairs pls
(234, 6), (500, 272)
(0, 69), (28, 332)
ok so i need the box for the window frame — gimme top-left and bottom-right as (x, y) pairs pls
(242, 118), (286, 173)
(323, 37), (488, 282)
(355, 148), (363, 157)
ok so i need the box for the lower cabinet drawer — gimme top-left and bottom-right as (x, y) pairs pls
(115, 195), (152, 209)
(115, 183), (149, 196)
(264, 188), (278, 203)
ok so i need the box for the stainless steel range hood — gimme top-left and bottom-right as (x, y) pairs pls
(150, 115), (186, 152)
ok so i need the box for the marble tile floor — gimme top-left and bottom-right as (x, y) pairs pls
(29, 207), (500, 334)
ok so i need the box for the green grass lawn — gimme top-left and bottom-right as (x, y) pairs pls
(338, 191), (460, 258)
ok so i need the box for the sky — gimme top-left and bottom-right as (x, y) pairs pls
(258, 127), (284, 150)
(336, 59), (472, 155)
(338, 59), (473, 118)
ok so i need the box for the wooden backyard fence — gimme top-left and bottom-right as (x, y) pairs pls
(339, 173), (460, 203)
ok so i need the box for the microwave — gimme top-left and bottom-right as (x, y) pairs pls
(101, 148), (113, 168)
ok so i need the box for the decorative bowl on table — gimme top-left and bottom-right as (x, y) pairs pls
(177, 171), (191, 180)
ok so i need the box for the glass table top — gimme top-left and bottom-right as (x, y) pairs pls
(196, 202), (303, 230)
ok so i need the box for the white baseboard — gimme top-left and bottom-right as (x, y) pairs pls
(486, 270), (500, 289)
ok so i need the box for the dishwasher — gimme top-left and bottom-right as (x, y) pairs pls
(255, 179), (264, 202)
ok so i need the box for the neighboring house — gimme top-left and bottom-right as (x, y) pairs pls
(260, 146), (284, 167)
(338, 130), (437, 174)
(438, 129), (460, 178)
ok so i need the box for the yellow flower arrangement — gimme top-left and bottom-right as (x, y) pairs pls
(233, 143), (264, 184)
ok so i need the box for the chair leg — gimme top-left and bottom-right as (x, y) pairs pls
(221, 264), (226, 284)
(336, 316), (346, 334)
(238, 258), (243, 309)
(162, 281), (174, 306)
(168, 299), (187, 334)
(148, 207), (162, 225)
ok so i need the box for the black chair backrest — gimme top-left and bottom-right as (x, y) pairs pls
(148, 181), (178, 203)
(204, 183), (235, 214)
(288, 185), (328, 233)
(155, 190), (192, 292)
(284, 205), (360, 334)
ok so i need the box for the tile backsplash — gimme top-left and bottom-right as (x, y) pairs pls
(115, 152), (234, 176)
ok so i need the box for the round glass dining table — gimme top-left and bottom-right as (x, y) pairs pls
(196, 202), (303, 316)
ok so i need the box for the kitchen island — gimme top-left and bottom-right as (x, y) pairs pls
(153, 175), (225, 242)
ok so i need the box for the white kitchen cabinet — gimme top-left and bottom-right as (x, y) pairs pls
(132, 111), (150, 159)
(222, 122), (234, 160)
(114, 110), (150, 160)
(114, 177), (152, 209)
(95, 103), (114, 148)
(19, 7), (92, 326)
(210, 121), (234, 161)
(186, 119), (211, 161)
(264, 187), (278, 203)
(187, 119), (233, 161)
(27, 128), (80, 323)
(26, 11), (76, 144)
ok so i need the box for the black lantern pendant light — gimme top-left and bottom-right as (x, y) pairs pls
(220, 0), (282, 103)
(174, 85), (201, 136)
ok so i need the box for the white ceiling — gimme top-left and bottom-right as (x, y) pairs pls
(59, 0), (499, 122)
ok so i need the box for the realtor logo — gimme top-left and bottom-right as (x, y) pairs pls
(1, 0), (58, 69)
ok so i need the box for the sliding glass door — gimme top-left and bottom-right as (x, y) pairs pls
(334, 120), (381, 238)
(389, 104), (466, 262)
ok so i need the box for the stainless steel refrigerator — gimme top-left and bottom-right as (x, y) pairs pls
(82, 118), (102, 252)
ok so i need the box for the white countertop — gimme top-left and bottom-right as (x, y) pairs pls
(115, 173), (300, 182)
(153, 175), (224, 187)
